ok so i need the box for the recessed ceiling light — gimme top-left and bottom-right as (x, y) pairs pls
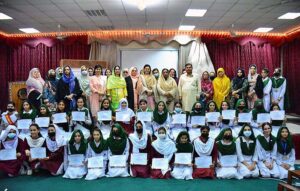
(179, 25), (195, 31)
(19, 28), (40, 33)
(253, 27), (273, 33)
(278, 12), (300, 19)
(185, 9), (207, 17)
(0, 13), (13, 20)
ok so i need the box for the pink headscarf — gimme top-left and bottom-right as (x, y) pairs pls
(26, 68), (45, 95)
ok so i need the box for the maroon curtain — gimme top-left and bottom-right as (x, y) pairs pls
(0, 37), (90, 110)
(206, 40), (281, 78)
(283, 39), (300, 114)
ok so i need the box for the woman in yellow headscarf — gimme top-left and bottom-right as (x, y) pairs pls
(212, 68), (231, 108)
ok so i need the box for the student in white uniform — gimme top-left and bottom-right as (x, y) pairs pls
(250, 99), (265, 137)
(63, 129), (87, 179)
(205, 100), (221, 139)
(276, 127), (295, 179)
(187, 101), (205, 141)
(219, 101), (236, 137)
(261, 68), (272, 112)
(256, 122), (280, 178)
(152, 101), (171, 136)
(271, 68), (286, 110)
(136, 99), (154, 136)
(70, 97), (92, 139)
(236, 124), (259, 178)
(171, 131), (193, 180)
(270, 104), (286, 137)
(169, 102), (187, 140)
(97, 98), (114, 139)
(215, 128), (242, 179)
(85, 129), (108, 180)
(106, 123), (130, 177)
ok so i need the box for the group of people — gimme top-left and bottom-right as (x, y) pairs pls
(0, 63), (294, 181)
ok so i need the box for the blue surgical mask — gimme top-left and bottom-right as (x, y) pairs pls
(175, 108), (182, 113)
(7, 132), (16, 139)
(243, 130), (252, 138)
(154, 73), (159, 78)
(158, 134), (166, 139)
(81, 70), (88, 76)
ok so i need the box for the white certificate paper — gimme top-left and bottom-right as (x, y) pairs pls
(116, 112), (130, 122)
(270, 110), (285, 120)
(17, 119), (32, 129)
(195, 156), (212, 168)
(68, 154), (85, 166)
(88, 156), (104, 168)
(206, 112), (220, 122)
(172, 114), (186, 124)
(220, 155), (237, 167)
(97, 110), (112, 121)
(257, 113), (271, 123)
(35, 117), (50, 128)
(30, 147), (46, 159)
(53, 113), (67, 123)
(72, 111), (85, 122)
(190, 116), (206, 126)
(0, 149), (16, 161)
(152, 158), (169, 170)
(222, 110), (236, 120)
(137, 112), (152, 122)
(130, 153), (147, 165)
(109, 155), (127, 167)
(175, 153), (192, 165)
(238, 113), (252, 123)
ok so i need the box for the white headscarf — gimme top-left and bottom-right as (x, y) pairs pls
(151, 127), (176, 157)
(116, 98), (135, 117)
(129, 120), (148, 150)
(0, 125), (19, 149)
(26, 68), (45, 95)
(193, 137), (215, 156)
(46, 124), (65, 152)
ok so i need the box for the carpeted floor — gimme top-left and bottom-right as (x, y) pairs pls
(0, 175), (281, 191)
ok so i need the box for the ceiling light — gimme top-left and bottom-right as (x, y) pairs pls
(185, 9), (207, 17)
(253, 27), (273, 33)
(124, 0), (161, 11)
(19, 28), (40, 33)
(0, 13), (13, 20)
(179, 25), (195, 31)
(278, 12), (300, 19)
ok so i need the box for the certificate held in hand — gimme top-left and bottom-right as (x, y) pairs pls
(116, 112), (130, 122)
(17, 119), (32, 129)
(195, 156), (212, 168)
(53, 113), (67, 123)
(238, 113), (252, 123)
(137, 112), (152, 122)
(109, 155), (127, 167)
(72, 111), (85, 122)
(172, 114), (186, 124)
(68, 154), (85, 166)
(222, 110), (236, 120)
(35, 117), (50, 128)
(152, 158), (169, 170)
(190, 116), (206, 126)
(97, 110), (112, 121)
(257, 113), (271, 123)
(30, 147), (46, 159)
(130, 153), (147, 165)
(270, 110), (285, 120)
(206, 112), (220, 122)
(220, 155), (237, 167)
(88, 156), (104, 168)
(175, 153), (192, 165)
(0, 149), (17, 161)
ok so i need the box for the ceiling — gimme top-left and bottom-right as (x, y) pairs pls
(0, 0), (300, 34)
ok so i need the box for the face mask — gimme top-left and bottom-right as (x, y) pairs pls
(224, 135), (233, 141)
(154, 73), (159, 78)
(59, 73), (63, 77)
(209, 76), (215, 81)
(195, 107), (201, 112)
(7, 132), (16, 139)
(81, 71), (88, 76)
(48, 132), (56, 138)
(175, 108), (182, 113)
(113, 131), (119, 136)
(158, 134), (166, 139)
(201, 133), (209, 138)
(238, 106), (245, 109)
(274, 72), (280, 77)
(49, 75), (56, 80)
(7, 108), (14, 112)
(136, 128), (143, 134)
(243, 130), (252, 138)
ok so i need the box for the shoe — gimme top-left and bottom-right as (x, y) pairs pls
(19, 166), (26, 175)
(27, 169), (32, 176)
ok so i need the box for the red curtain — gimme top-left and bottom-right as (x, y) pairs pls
(283, 39), (300, 114)
(206, 40), (281, 78)
(0, 37), (90, 110)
